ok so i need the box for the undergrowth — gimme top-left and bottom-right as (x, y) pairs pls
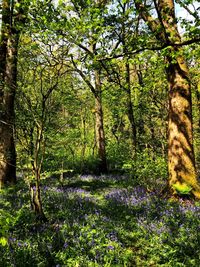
(1, 174), (200, 266)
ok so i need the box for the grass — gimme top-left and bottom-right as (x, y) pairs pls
(1, 174), (200, 266)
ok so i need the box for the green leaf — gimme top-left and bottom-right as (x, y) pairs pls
(0, 237), (8, 247)
(172, 183), (192, 195)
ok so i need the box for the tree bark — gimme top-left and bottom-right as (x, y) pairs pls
(94, 70), (107, 173)
(30, 126), (47, 221)
(166, 50), (199, 195)
(0, 0), (18, 187)
(30, 179), (47, 222)
(0, 0), (9, 188)
(0, 0), (9, 97)
(125, 62), (137, 151)
(194, 82), (200, 131)
(135, 0), (200, 197)
(121, 3), (137, 153)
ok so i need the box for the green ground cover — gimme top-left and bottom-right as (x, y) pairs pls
(1, 175), (200, 266)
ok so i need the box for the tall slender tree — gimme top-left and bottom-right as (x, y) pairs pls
(71, 57), (108, 173)
(62, 0), (108, 173)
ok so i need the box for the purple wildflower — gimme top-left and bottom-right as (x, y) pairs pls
(107, 245), (114, 250)
(63, 242), (68, 248)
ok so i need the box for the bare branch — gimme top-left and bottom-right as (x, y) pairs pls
(71, 55), (96, 96)
(175, 0), (200, 20)
(98, 38), (200, 61)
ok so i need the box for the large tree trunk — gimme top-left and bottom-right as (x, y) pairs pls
(94, 70), (107, 173)
(0, 0), (9, 96)
(194, 82), (200, 131)
(135, 0), (200, 197)
(3, 32), (19, 184)
(0, 0), (9, 188)
(158, 0), (200, 197)
(166, 51), (200, 196)
(0, 0), (18, 187)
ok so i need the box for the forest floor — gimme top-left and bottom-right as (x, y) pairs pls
(1, 174), (200, 266)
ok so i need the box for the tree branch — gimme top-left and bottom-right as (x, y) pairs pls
(98, 37), (200, 61)
(71, 55), (96, 96)
(175, 0), (200, 20)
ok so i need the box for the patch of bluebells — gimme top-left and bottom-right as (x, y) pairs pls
(104, 186), (150, 208)
(4, 174), (200, 266)
(106, 231), (118, 242)
(79, 174), (128, 182)
(8, 237), (29, 248)
(45, 186), (92, 198)
(104, 182), (200, 239)
(44, 175), (200, 241)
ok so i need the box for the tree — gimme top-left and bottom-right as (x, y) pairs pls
(135, 0), (200, 197)
(71, 57), (108, 173)
(57, 0), (109, 173)
(0, 0), (27, 188)
(102, 0), (138, 153)
(16, 28), (69, 220)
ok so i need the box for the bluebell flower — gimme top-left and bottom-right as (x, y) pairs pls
(63, 242), (68, 248)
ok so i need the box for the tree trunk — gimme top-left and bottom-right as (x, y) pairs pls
(167, 52), (200, 196)
(80, 107), (87, 171)
(94, 70), (107, 173)
(136, 69), (146, 151)
(125, 62), (137, 152)
(194, 82), (200, 131)
(121, 3), (137, 153)
(30, 127), (47, 221)
(0, 0), (18, 187)
(0, 0), (9, 97)
(135, 0), (200, 197)
(71, 47), (108, 173)
(30, 177), (47, 222)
